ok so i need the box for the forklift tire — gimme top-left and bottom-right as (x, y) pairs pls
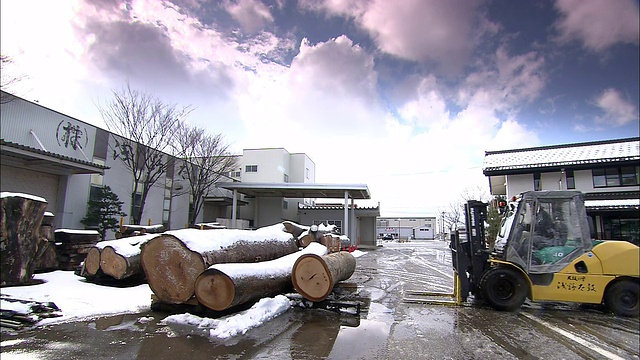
(480, 267), (528, 312)
(604, 281), (639, 317)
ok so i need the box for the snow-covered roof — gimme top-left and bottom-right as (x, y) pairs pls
(585, 198), (640, 211)
(483, 137), (639, 174)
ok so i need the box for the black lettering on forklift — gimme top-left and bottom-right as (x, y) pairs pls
(557, 281), (596, 291)
(567, 275), (586, 281)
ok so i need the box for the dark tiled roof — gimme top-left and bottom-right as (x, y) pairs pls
(483, 137), (639, 174)
(1, 139), (109, 170)
(298, 203), (379, 211)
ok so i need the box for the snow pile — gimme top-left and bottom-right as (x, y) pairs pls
(161, 295), (291, 339)
(0, 271), (153, 324)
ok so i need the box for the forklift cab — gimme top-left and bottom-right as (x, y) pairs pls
(501, 191), (593, 274)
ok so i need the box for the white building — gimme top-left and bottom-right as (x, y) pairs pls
(1, 92), (191, 235)
(376, 217), (437, 240)
(1, 91), (379, 243)
(483, 138), (639, 244)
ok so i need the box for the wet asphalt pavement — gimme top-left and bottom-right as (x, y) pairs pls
(1, 240), (639, 359)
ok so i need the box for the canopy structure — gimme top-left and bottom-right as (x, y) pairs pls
(1, 140), (108, 175)
(216, 182), (371, 238)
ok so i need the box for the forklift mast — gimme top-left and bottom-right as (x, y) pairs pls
(450, 200), (490, 301)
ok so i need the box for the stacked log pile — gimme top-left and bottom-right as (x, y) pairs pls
(1, 192), (48, 286)
(76, 220), (358, 314)
(117, 224), (165, 238)
(284, 221), (345, 252)
(194, 242), (328, 311)
(54, 229), (100, 271)
(80, 233), (160, 281)
(140, 224), (300, 304)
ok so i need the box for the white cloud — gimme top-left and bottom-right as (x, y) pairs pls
(300, 0), (486, 75)
(554, 0), (640, 51)
(593, 88), (638, 126)
(224, 0), (275, 34)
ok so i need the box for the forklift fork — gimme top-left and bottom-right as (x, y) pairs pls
(403, 200), (489, 306)
(403, 272), (464, 305)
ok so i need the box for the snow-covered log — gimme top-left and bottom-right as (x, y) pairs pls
(282, 221), (307, 238)
(297, 224), (338, 248)
(99, 234), (159, 279)
(81, 233), (159, 279)
(194, 242), (329, 311)
(292, 251), (356, 302)
(1, 192), (48, 286)
(141, 223), (299, 304)
(119, 224), (165, 238)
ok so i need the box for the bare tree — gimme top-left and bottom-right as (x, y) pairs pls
(442, 200), (464, 232)
(441, 186), (491, 234)
(172, 123), (238, 225)
(1, 54), (25, 104)
(98, 83), (191, 224)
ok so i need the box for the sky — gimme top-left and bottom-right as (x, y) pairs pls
(1, 0), (639, 217)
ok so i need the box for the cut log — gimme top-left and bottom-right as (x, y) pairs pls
(100, 246), (142, 280)
(292, 251), (356, 302)
(120, 224), (165, 237)
(195, 242), (328, 311)
(283, 221), (308, 238)
(192, 222), (227, 230)
(1, 192), (48, 286)
(84, 247), (102, 276)
(297, 224), (339, 248)
(91, 233), (158, 280)
(141, 223), (299, 304)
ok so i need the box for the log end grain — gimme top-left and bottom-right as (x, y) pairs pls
(194, 270), (235, 311)
(100, 246), (127, 279)
(140, 235), (205, 304)
(84, 247), (101, 276)
(291, 254), (333, 302)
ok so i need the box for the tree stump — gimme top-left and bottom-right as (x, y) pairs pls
(141, 223), (299, 304)
(292, 251), (356, 302)
(1, 193), (48, 286)
(194, 242), (328, 311)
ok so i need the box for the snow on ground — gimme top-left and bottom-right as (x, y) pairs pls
(1, 271), (153, 325)
(2, 249), (368, 338)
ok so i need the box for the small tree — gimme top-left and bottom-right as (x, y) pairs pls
(81, 185), (126, 240)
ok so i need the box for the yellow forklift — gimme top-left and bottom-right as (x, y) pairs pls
(406, 191), (639, 317)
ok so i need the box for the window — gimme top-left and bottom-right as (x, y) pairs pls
(245, 165), (258, 173)
(306, 168), (310, 179)
(621, 166), (639, 186)
(593, 166), (639, 188)
(283, 200), (288, 210)
(565, 170), (575, 189)
(284, 174), (289, 182)
(229, 170), (241, 178)
(533, 172), (541, 191)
